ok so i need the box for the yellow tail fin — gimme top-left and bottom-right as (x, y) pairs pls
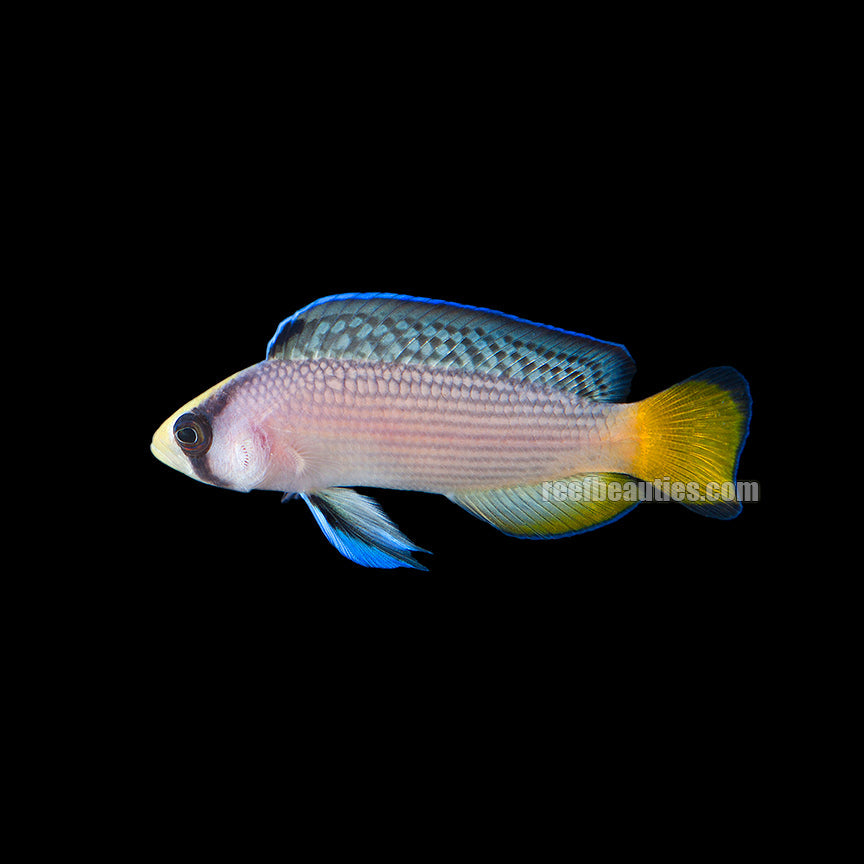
(632, 366), (752, 519)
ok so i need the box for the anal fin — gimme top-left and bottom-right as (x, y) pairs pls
(296, 487), (429, 570)
(447, 473), (639, 538)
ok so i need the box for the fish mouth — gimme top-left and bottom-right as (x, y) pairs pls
(150, 416), (190, 474)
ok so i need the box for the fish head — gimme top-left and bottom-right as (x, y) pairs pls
(151, 365), (275, 492)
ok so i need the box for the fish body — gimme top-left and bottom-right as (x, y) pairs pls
(152, 294), (751, 569)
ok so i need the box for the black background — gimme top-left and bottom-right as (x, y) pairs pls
(104, 36), (786, 814)
(131, 190), (772, 625)
(121, 54), (778, 617)
(131, 112), (770, 582)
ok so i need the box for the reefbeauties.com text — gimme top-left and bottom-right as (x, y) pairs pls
(541, 478), (760, 504)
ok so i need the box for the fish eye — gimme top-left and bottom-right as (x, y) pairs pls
(173, 413), (212, 456)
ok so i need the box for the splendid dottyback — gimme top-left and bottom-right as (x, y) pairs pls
(151, 293), (752, 569)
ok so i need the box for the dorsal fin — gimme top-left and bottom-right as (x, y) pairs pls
(267, 293), (635, 401)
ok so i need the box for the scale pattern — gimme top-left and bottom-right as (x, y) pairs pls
(267, 293), (635, 402)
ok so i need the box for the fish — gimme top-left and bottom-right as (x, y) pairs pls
(151, 293), (752, 569)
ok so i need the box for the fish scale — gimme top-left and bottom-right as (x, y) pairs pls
(267, 293), (634, 400)
(249, 357), (632, 495)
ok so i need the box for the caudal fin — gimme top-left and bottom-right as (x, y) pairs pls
(632, 366), (752, 519)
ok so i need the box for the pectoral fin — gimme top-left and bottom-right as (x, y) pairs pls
(294, 487), (429, 570)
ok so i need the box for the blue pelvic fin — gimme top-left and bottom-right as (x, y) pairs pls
(295, 487), (429, 570)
